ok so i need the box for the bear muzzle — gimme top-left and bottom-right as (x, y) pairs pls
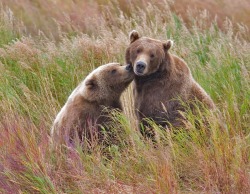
(125, 64), (133, 71)
(135, 61), (146, 75)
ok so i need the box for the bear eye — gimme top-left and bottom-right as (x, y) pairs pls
(150, 54), (155, 58)
(111, 69), (117, 74)
(137, 48), (142, 54)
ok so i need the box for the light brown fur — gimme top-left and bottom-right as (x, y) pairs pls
(125, 31), (215, 135)
(51, 63), (134, 147)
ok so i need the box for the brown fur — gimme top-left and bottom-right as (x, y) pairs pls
(51, 63), (134, 147)
(125, 30), (215, 132)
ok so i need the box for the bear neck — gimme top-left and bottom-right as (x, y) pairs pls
(134, 68), (168, 85)
(97, 89), (122, 109)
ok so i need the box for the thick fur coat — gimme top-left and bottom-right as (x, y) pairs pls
(51, 63), (134, 146)
(125, 30), (215, 131)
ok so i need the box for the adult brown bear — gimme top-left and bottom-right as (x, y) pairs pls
(51, 63), (134, 147)
(125, 30), (215, 136)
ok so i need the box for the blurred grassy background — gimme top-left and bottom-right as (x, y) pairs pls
(0, 0), (249, 193)
(1, 0), (250, 40)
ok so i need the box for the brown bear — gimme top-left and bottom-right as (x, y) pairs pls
(51, 62), (134, 147)
(125, 30), (215, 136)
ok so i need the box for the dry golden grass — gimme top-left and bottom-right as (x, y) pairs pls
(0, 0), (249, 193)
(172, 0), (250, 29)
(1, 0), (250, 39)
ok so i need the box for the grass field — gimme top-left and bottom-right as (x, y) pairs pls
(0, 0), (249, 193)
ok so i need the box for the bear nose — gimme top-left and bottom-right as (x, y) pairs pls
(125, 64), (132, 71)
(136, 61), (146, 73)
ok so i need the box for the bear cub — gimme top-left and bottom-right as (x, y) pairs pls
(125, 30), (215, 134)
(51, 63), (134, 147)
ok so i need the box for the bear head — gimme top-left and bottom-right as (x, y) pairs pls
(83, 63), (134, 103)
(125, 30), (173, 76)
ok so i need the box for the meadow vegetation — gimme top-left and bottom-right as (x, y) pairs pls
(0, 0), (249, 193)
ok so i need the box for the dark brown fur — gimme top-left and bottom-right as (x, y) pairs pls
(125, 31), (215, 133)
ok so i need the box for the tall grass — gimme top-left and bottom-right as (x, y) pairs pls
(0, 1), (249, 193)
(1, 0), (250, 39)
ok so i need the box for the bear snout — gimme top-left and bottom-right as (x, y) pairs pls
(125, 64), (132, 71)
(135, 61), (146, 74)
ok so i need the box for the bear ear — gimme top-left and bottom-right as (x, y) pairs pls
(163, 40), (173, 52)
(85, 78), (97, 89)
(129, 30), (140, 44)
